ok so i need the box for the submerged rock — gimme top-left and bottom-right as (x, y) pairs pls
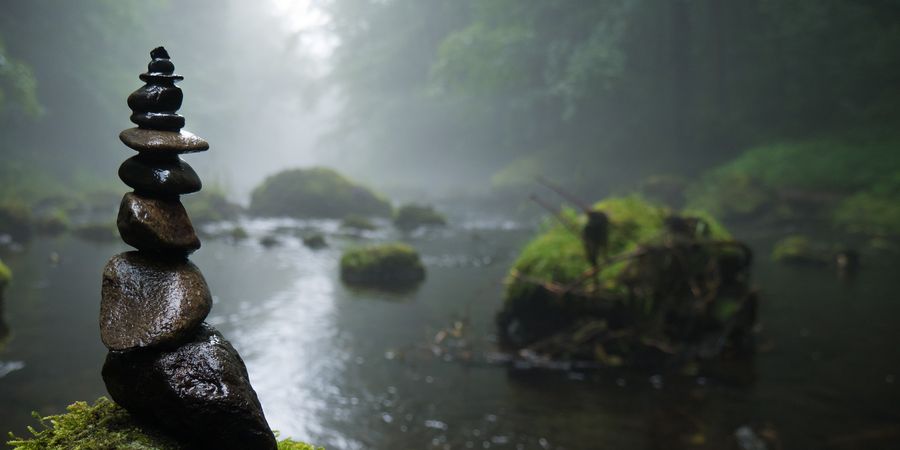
(393, 203), (447, 231)
(102, 324), (277, 450)
(119, 155), (202, 196)
(117, 193), (200, 254)
(100, 252), (211, 351)
(302, 233), (327, 249)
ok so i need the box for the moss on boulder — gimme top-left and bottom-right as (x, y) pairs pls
(340, 215), (377, 231)
(7, 398), (322, 450)
(498, 196), (754, 366)
(249, 167), (391, 219)
(340, 243), (425, 288)
(183, 188), (244, 225)
(0, 258), (11, 289)
(393, 204), (447, 231)
(771, 235), (830, 265)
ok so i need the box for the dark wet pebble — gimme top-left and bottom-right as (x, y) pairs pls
(119, 155), (201, 197)
(117, 192), (200, 254)
(100, 251), (211, 351)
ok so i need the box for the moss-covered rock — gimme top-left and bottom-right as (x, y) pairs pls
(0, 201), (33, 241)
(34, 208), (70, 235)
(340, 215), (377, 231)
(249, 167), (391, 219)
(183, 188), (244, 225)
(302, 233), (327, 249)
(73, 222), (119, 242)
(393, 204), (447, 231)
(0, 258), (11, 289)
(498, 196), (754, 366)
(340, 243), (425, 288)
(6, 398), (322, 450)
(770, 235), (831, 265)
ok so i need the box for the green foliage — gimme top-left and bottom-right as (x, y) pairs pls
(0, 37), (41, 118)
(6, 398), (322, 450)
(250, 167), (392, 219)
(340, 243), (425, 288)
(686, 135), (900, 221)
(393, 204), (447, 231)
(832, 173), (900, 235)
(0, 258), (11, 289)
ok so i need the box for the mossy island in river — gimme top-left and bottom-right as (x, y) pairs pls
(6, 398), (321, 450)
(249, 167), (392, 219)
(498, 196), (756, 367)
(340, 243), (425, 289)
(393, 203), (447, 231)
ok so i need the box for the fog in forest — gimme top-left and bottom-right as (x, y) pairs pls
(1, 1), (899, 449)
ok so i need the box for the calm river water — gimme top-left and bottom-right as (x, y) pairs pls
(0, 214), (898, 449)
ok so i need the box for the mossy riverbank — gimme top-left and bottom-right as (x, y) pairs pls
(6, 398), (321, 450)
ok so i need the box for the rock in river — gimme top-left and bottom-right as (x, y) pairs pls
(102, 323), (277, 450)
(119, 154), (202, 197)
(100, 251), (211, 351)
(117, 192), (200, 254)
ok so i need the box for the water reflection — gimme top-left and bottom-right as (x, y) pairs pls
(0, 219), (898, 449)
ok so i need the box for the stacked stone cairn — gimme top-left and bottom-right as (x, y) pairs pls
(100, 47), (277, 450)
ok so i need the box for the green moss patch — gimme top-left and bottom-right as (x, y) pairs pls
(393, 204), (447, 231)
(340, 243), (425, 289)
(498, 196), (754, 366)
(249, 167), (391, 219)
(341, 215), (377, 231)
(685, 135), (900, 234)
(0, 258), (11, 289)
(7, 398), (322, 450)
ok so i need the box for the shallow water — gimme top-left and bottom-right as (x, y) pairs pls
(0, 216), (898, 449)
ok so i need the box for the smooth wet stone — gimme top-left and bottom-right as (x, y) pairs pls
(120, 127), (209, 154)
(119, 155), (201, 196)
(131, 112), (185, 131)
(148, 58), (175, 74)
(128, 84), (183, 112)
(117, 192), (200, 253)
(100, 251), (211, 351)
(102, 323), (277, 450)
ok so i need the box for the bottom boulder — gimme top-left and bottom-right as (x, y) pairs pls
(102, 323), (276, 450)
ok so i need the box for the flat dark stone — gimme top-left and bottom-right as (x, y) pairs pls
(119, 155), (201, 197)
(128, 84), (183, 113)
(102, 323), (277, 450)
(100, 251), (211, 351)
(131, 112), (185, 131)
(117, 192), (200, 254)
(120, 127), (209, 154)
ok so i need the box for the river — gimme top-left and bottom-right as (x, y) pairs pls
(0, 214), (897, 449)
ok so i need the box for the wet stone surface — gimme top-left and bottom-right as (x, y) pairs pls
(131, 112), (185, 131)
(100, 251), (211, 351)
(119, 128), (209, 154)
(102, 323), (277, 450)
(117, 192), (200, 254)
(119, 155), (201, 197)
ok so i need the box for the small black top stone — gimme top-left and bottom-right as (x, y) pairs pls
(151, 47), (170, 60)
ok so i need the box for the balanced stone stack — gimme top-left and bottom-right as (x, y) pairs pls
(100, 47), (277, 450)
